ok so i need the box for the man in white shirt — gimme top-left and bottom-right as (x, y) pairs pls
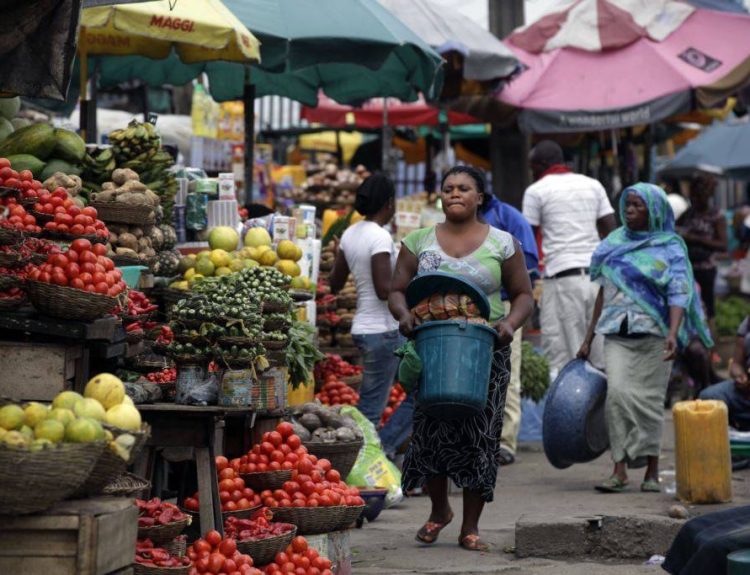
(522, 140), (616, 375)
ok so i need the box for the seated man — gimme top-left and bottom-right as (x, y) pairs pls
(699, 315), (750, 429)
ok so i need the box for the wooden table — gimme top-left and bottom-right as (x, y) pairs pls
(134, 404), (288, 535)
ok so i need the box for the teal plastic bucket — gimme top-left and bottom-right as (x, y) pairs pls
(728, 550), (750, 574)
(414, 320), (496, 419)
(118, 265), (147, 289)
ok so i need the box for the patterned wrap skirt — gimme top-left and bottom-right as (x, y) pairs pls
(402, 344), (511, 502)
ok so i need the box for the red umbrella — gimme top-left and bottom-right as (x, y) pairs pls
(301, 93), (480, 128)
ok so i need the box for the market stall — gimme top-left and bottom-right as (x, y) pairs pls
(0, 107), (398, 575)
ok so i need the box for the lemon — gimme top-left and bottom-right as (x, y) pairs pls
(0, 404), (25, 431)
(2, 430), (28, 449)
(259, 249), (278, 267)
(34, 419), (65, 443)
(84, 373), (125, 410)
(65, 417), (103, 443)
(209, 249), (232, 268)
(47, 408), (76, 427)
(275, 259), (301, 277)
(52, 391), (84, 411)
(23, 402), (49, 427)
(74, 398), (107, 421)
(105, 404), (142, 431)
(243, 227), (272, 248)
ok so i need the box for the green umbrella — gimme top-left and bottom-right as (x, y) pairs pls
(92, 0), (444, 105)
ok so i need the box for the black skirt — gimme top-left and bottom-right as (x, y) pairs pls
(401, 344), (510, 503)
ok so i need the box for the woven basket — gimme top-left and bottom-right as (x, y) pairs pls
(127, 330), (146, 344)
(163, 536), (187, 558)
(42, 230), (108, 244)
(262, 340), (289, 351)
(270, 506), (347, 535)
(169, 354), (210, 366)
(173, 332), (206, 345)
(112, 254), (144, 267)
(74, 424), (150, 497)
(337, 504), (366, 530)
(90, 201), (156, 225)
(236, 524), (297, 566)
(0, 227), (21, 245)
(0, 251), (24, 267)
(18, 196), (36, 209)
(27, 280), (118, 321)
(262, 301), (291, 314)
(263, 318), (291, 332)
(103, 471), (151, 498)
(223, 504), (263, 520)
(0, 441), (106, 514)
(133, 564), (189, 575)
(303, 439), (363, 479)
(138, 517), (191, 544)
(0, 274), (22, 290)
(0, 296), (26, 311)
(217, 335), (257, 347)
(241, 469), (292, 491)
(29, 252), (48, 265)
(30, 210), (53, 223)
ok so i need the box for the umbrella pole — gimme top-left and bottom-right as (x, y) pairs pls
(79, 41), (89, 141)
(244, 67), (255, 207)
(382, 99), (391, 176)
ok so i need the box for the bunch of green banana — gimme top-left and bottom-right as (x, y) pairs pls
(81, 146), (116, 193)
(108, 119), (161, 164)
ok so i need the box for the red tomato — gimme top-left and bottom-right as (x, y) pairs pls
(0, 159), (10, 169)
(80, 263), (96, 275)
(277, 422), (294, 438)
(205, 530), (222, 547)
(219, 468), (234, 480)
(92, 242), (108, 257)
(82, 206), (97, 218)
(286, 435), (301, 450)
(97, 255), (114, 271)
(92, 271), (106, 284)
(51, 272), (68, 286)
(219, 539), (237, 556)
(207, 552), (225, 574)
(219, 479), (235, 492)
(66, 249), (78, 263)
(325, 470), (340, 483)
(18, 170), (32, 182)
(94, 282), (109, 294)
(65, 263), (80, 278)
(193, 539), (211, 554)
(79, 251), (97, 264)
(268, 431), (283, 447)
(79, 272), (93, 284)
(50, 254), (68, 268)
(261, 442), (275, 456)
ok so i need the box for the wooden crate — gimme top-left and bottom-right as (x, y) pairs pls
(0, 341), (82, 401)
(0, 497), (138, 575)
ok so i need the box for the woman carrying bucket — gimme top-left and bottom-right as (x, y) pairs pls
(330, 174), (402, 427)
(389, 166), (534, 552)
(577, 183), (712, 493)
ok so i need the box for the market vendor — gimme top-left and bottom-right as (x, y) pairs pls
(700, 315), (750, 430)
(330, 173), (402, 427)
(578, 183), (712, 493)
(388, 165), (534, 552)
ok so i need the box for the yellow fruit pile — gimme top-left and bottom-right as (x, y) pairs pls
(0, 373), (142, 460)
(170, 227), (313, 292)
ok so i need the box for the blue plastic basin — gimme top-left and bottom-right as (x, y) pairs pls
(542, 359), (609, 469)
(117, 265), (147, 289)
(414, 319), (495, 419)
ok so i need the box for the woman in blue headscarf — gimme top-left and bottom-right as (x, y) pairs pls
(577, 183), (712, 493)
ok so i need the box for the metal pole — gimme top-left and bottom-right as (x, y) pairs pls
(381, 99), (391, 176)
(244, 68), (255, 207)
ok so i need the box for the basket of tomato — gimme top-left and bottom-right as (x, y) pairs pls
(134, 539), (191, 575)
(182, 460), (262, 522)
(225, 509), (297, 567)
(137, 498), (192, 544)
(26, 239), (126, 321)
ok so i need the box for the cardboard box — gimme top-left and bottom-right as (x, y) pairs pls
(0, 342), (81, 401)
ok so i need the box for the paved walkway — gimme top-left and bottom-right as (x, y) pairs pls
(349, 411), (750, 574)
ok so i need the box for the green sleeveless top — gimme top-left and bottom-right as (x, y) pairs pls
(402, 225), (516, 322)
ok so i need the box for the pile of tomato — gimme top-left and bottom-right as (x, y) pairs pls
(27, 239), (127, 297)
(184, 458), (262, 513)
(146, 367), (177, 384)
(0, 200), (40, 234)
(230, 422), (363, 510)
(314, 378), (359, 406)
(262, 535), (333, 575)
(34, 188), (108, 239)
(380, 383), (407, 427)
(0, 160), (42, 194)
(313, 354), (362, 383)
(187, 529), (262, 575)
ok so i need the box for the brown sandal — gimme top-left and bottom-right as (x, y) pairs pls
(415, 513), (453, 544)
(459, 533), (490, 552)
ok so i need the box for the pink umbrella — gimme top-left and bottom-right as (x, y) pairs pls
(301, 93), (480, 128)
(500, 1), (750, 133)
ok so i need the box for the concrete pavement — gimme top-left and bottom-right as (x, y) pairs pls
(348, 411), (750, 574)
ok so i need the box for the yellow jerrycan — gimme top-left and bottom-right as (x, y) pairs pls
(673, 400), (732, 504)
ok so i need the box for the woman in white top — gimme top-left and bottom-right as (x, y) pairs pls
(330, 174), (401, 426)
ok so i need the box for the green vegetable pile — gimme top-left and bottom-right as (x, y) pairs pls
(716, 296), (750, 337)
(285, 321), (325, 389)
(520, 342), (550, 403)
